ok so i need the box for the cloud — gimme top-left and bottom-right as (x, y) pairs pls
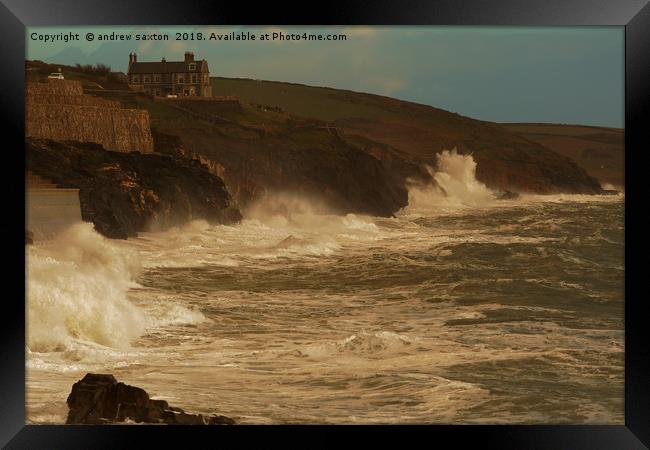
(341, 27), (379, 38)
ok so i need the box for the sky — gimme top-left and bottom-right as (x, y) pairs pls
(27, 26), (624, 128)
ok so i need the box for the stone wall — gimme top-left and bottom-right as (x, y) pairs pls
(26, 80), (154, 153)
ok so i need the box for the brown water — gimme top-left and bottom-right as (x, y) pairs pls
(26, 192), (624, 424)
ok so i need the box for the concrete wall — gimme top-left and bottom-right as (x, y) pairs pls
(26, 188), (83, 241)
(26, 80), (154, 153)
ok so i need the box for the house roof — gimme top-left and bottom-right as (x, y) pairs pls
(128, 59), (209, 74)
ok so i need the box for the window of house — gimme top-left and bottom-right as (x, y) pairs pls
(177, 74), (184, 84)
(132, 75), (139, 83)
(189, 63), (196, 71)
(154, 74), (161, 83)
(143, 75), (150, 83)
(191, 74), (197, 84)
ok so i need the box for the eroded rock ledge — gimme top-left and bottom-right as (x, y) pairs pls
(66, 373), (235, 425)
(27, 138), (242, 239)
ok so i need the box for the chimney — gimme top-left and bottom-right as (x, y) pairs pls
(162, 57), (166, 63)
(133, 53), (137, 63)
(184, 51), (194, 62)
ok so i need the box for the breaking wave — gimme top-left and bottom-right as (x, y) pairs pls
(299, 331), (418, 358)
(404, 149), (496, 213)
(26, 223), (147, 352)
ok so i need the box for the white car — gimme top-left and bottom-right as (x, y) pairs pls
(47, 73), (64, 80)
(166, 94), (178, 99)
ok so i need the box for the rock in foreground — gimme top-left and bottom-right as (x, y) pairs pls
(66, 373), (235, 425)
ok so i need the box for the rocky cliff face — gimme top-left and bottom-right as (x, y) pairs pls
(27, 138), (241, 239)
(26, 80), (154, 153)
(152, 125), (415, 217)
(211, 77), (606, 195)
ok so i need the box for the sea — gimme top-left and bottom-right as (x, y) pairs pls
(26, 151), (624, 424)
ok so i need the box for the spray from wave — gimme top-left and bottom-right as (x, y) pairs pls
(243, 191), (338, 228)
(26, 223), (147, 352)
(403, 149), (496, 214)
(233, 191), (381, 255)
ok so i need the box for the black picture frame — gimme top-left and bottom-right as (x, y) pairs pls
(2, 1), (648, 448)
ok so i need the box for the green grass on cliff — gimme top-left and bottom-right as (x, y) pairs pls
(208, 76), (532, 161)
(211, 77), (409, 123)
(502, 123), (624, 187)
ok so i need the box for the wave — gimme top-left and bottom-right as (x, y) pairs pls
(297, 330), (418, 358)
(26, 222), (147, 352)
(403, 149), (496, 214)
(518, 193), (624, 204)
(125, 193), (388, 266)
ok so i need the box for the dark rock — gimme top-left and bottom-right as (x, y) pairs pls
(161, 125), (413, 217)
(26, 229), (34, 245)
(26, 138), (242, 239)
(66, 373), (235, 425)
(208, 415), (237, 425)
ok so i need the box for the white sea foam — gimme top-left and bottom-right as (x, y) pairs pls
(26, 223), (146, 352)
(403, 149), (496, 214)
(123, 192), (387, 267)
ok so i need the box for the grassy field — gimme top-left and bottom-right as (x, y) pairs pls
(210, 76), (523, 159)
(211, 77), (401, 123)
(502, 123), (624, 188)
(26, 60), (129, 91)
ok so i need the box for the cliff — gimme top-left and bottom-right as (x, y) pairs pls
(26, 80), (154, 154)
(502, 123), (624, 189)
(211, 77), (606, 195)
(149, 116), (419, 217)
(26, 138), (241, 239)
(57, 68), (607, 221)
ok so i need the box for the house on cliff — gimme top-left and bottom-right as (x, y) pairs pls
(127, 51), (212, 98)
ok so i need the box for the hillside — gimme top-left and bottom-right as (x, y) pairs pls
(28, 59), (608, 223)
(87, 89), (427, 217)
(26, 59), (129, 90)
(502, 123), (624, 189)
(211, 77), (604, 195)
